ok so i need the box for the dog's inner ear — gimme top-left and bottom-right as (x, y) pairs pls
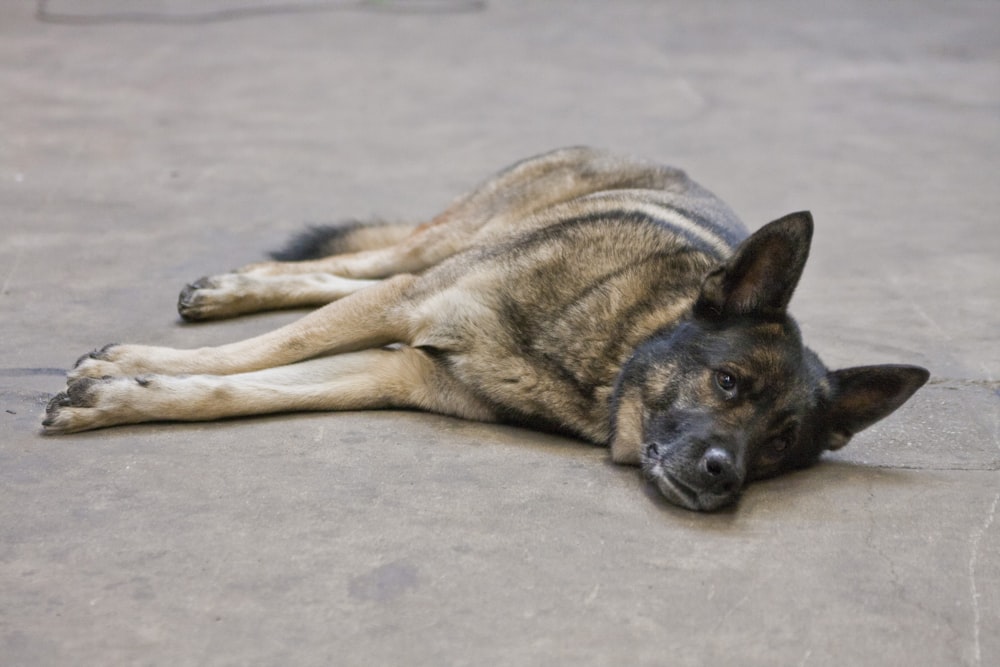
(823, 364), (931, 450)
(696, 211), (814, 319)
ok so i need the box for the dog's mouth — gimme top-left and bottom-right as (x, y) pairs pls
(642, 441), (740, 512)
(648, 465), (702, 510)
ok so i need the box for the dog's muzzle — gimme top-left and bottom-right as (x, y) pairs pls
(643, 442), (745, 511)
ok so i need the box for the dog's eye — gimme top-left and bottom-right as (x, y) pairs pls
(715, 369), (738, 393)
(758, 437), (790, 466)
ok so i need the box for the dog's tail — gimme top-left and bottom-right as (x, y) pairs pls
(269, 220), (418, 261)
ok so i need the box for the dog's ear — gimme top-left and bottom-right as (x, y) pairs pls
(696, 211), (813, 319)
(823, 364), (930, 450)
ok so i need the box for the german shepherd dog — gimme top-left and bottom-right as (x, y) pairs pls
(42, 147), (929, 511)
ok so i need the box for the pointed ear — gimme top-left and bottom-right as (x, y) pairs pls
(696, 211), (813, 319)
(824, 364), (930, 450)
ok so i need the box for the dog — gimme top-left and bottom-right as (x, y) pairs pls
(42, 147), (929, 511)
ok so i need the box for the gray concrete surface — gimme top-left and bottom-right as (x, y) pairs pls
(2, 1), (998, 665)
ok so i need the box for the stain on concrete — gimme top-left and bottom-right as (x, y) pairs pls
(348, 560), (420, 603)
(0, 368), (66, 377)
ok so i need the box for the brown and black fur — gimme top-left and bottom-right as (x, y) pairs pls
(42, 147), (929, 511)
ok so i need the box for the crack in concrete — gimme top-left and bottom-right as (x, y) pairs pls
(858, 485), (965, 651)
(926, 378), (1000, 388)
(35, 0), (488, 25)
(1, 247), (23, 295)
(968, 491), (999, 666)
(862, 488), (906, 600)
(861, 463), (1000, 472)
(984, 364), (1000, 458)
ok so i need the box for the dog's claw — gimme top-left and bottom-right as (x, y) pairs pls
(68, 344), (127, 382)
(42, 390), (78, 433)
(45, 391), (71, 415)
(66, 377), (98, 406)
(73, 343), (120, 370)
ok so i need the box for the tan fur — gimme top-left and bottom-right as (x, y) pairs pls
(48, 147), (732, 436)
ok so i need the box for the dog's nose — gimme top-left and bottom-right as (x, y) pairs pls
(698, 447), (742, 495)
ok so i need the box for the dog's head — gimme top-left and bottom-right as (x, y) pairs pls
(610, 212), (929, 511)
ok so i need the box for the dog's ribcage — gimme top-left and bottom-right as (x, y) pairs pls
(402, 190), (747, 443)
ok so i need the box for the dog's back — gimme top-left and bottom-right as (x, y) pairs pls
(275, 147), (748, 264)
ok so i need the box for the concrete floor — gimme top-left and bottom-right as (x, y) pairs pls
(2, 1), (998, 665)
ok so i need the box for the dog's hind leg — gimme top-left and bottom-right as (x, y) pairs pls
(176, 212), (470, 319)
(222, 214), (473, 280)
(71, 274), (418, 381)
(221, 147), (686, 281)
(44, 346), (495, 434)
(178, 147), (699, 318)
(177, 272), (380, 321)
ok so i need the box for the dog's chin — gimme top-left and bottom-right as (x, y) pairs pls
(643, 447), (739, 512)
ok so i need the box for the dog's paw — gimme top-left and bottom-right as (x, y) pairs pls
(69, 343), (125, 381)
(41, 391), (74, 434)
(178, 274), (262, 321)
(41, 377), (116, 434)
(68, 343), (174, 380)
(179, 276), (225, 321)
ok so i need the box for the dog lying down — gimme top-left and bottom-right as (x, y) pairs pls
(43, 147), (929, 511)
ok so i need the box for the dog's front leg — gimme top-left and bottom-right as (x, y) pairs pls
(69, 275), (417, 381)
(44, 346), (495, 434)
